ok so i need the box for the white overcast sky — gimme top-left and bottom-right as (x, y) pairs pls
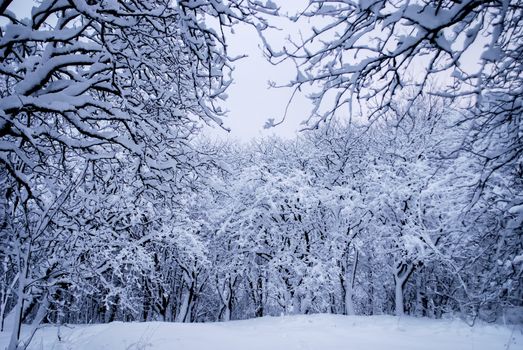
(206, 1), (315, 142)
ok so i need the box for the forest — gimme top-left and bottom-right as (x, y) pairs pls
(0, 1), (521, 349)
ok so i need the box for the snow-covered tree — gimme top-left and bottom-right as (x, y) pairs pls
(0, 1), (268, 348)
(265, 1), (521, 236)
(267, 0), (521, 127)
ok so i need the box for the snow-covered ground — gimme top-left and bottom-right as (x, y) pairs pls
(1, 314), (521, 350)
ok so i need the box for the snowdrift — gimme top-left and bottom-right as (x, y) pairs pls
(1, 314), (521, 350)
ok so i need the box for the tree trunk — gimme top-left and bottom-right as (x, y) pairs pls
(7, 290), (25, 350)
(1, 272), (18, 332)
(394, 262), (414, 317)
(176, 284), (194, 323)
(176, 291), (190, 322)
(8, 246), (31, 350)
(395, 280), (405, 317)
(292, 291), (301, 315)
(222, 304), (231, 322)
(344, 249), (358, 315)
(16, 295), (50, 350)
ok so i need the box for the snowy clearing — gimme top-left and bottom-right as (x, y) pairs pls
(1, 314), (520, 350)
